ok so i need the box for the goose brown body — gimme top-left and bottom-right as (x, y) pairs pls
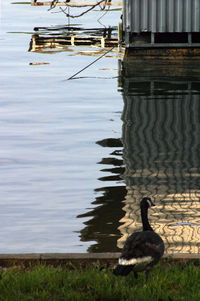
(113, 197), (164, 277)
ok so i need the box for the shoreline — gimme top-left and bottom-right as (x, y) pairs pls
(0, 252), (199, 267)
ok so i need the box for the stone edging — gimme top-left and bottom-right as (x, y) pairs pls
(0, 253), (199, 267)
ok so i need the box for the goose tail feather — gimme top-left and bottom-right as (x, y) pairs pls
(113, 264), (133, 276)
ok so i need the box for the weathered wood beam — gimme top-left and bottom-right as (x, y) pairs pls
(31, 0), (122, 6)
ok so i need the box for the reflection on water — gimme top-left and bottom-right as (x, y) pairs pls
(28, 25), (125, 252)
(78, 138), (126, 252)
(0, 1), (122, 253)
(2, 1), (200, 254)
(118, 60), (200, 254)
(28, 25), (119, 55)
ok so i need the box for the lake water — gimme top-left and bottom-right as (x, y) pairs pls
(0, 1), (200, 254)
(0, 1), (123, 253)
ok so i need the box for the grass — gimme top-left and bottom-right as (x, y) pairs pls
(0, 261), (199, 301)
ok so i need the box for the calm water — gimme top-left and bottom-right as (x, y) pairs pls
(0, 1), (123, 253)
(0, 1), (200, 254)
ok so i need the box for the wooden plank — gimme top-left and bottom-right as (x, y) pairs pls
(0, 253), (41, 260)
(31, 1), (122, 7)
(40, 252), (121, 259)
(0, 252), (200, 267)
(29, 34), (119, 52)
(0, 253), (121, 268)
(163, 253), (200, 259)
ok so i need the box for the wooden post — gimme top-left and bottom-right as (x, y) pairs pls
(101, 37), (105, 48)
(188, 33), (192, 46)
(151, 32), (155, 45)
(71, 35), (75, 46)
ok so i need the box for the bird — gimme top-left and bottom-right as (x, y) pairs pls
(113, 197), (164, 279)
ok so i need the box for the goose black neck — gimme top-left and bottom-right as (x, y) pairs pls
(141, 205), (153, 231)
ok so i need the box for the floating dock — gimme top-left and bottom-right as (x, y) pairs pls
(29, 34), (119, 53)
(31, 0), (122, 6)
(30, 0), (200, 56)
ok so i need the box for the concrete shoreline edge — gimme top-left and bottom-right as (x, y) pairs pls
(0, 253), (199, 267)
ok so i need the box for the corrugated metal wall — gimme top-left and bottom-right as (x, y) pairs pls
(118, 77), (200, 254)
(123, 0), (200, 33)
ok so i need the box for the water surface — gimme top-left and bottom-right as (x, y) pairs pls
(119, 59), (200, 254)
(0, 1), (200, 254)
(0, 1), (123, 253)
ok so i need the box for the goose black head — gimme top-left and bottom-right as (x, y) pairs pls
(140, 197), (155, 209)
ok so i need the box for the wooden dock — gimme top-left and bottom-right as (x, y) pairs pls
(29, 34), (120, 53)
(31, 0), (122, 6)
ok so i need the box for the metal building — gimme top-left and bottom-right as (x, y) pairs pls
(123, 0), (200, 47)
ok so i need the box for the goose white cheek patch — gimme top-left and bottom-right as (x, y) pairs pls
(119, 256), (153, 266)
(147, 199), (152, 207)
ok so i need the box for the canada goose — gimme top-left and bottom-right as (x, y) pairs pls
(113, 197), (164, 278)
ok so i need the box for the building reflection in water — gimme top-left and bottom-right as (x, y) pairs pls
(35, 26), (200, 253)
(29, 26), (200, 253)
(78, 60), (200, 254)
(78, 138), (126, 252)
(119, 59), (200, 254)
